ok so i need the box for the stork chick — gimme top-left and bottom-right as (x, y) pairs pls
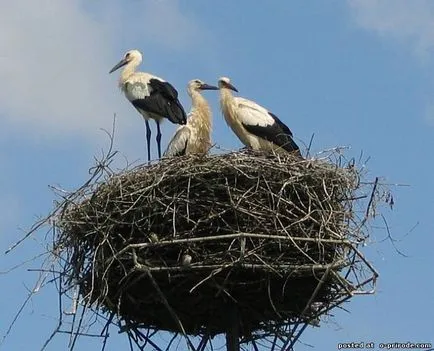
(164, 79), (218, 157)
(109, 49), (187, 162)
(218, 77), (301, 156)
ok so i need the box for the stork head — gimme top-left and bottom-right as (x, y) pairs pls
(218, 77), (238, 92)
(109, 49), (143, 74)
(188, 79), (219, 93)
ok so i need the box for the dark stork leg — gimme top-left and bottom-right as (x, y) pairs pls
(156, 120), (162, 159)
(145, 120), (151, 163)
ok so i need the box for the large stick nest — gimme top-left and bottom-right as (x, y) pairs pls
(55, 150), (379, 345)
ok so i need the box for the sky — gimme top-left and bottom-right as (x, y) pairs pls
(0, 0), (433, 350)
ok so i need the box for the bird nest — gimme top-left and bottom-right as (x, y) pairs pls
(50, 149), (382, 350)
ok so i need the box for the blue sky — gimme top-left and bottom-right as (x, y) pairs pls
(1, 0), (433, 350)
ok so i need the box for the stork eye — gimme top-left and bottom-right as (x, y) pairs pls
(125, 53), (130, 59)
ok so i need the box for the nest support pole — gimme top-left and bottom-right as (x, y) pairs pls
(225, 304), (240, 351)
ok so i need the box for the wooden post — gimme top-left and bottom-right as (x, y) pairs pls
(225, 304), (240, 351)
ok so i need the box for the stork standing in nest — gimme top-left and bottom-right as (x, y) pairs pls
(109, 49), (187, 162)
(164, 79), (218, 157)
(218, 77), (301, 156)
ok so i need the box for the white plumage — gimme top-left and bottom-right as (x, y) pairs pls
(165, 126), (191, 157)
(164, 79), (218, 157)
(218, 77), (301, 156)
(109, 49), (187, 162)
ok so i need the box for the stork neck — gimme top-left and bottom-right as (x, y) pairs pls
(220, 87), (235, 99)
(120, 60), (140, 84)
(220, 88), (235, 111)
(189, 90), (212, 130)
(190, 89), (208, 109)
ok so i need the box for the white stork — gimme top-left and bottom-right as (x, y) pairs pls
(164, 79), (218, 157)
(109, 49), (187, 162)
(218, 77), (301, 156)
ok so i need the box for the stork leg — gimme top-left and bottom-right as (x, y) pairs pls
(145, 120), (152, 163)
(156, 120), (162, 159)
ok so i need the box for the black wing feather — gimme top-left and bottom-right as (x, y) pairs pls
(131, 79), (187, 125)
(242, 112), (300, 154)
(268, 112), (293, 137)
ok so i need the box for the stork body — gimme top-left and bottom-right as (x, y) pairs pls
(165, 79), (218, 157)
(110, 50), (187, 162)
(218, 77), (301, 156)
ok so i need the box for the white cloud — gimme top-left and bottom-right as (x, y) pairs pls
(0, 0), (114, 137)
(104, 0), (204, 52)
(0, 0), (205, 141)
(348, 0), (434, 59)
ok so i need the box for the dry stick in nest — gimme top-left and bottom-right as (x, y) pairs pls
(131, 250), (195, 351)
(283, 266), (332, 351)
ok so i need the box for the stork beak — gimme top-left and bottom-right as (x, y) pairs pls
(225, 82), (238, 92)
(109, 58), (128, 74)
(200, 83), (219, 91)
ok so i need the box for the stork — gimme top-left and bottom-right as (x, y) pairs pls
(109, 49), (187, 162)
(164, 79), (218, 157)
(218, 77), (301, 156)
